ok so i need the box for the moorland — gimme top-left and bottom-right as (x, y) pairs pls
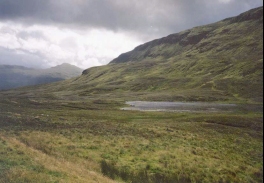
(0, 6), (263, 183)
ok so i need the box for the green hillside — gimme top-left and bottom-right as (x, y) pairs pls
(30, 6), (263, 104)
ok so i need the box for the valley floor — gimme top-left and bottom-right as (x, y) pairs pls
(0, 93), (263, 183)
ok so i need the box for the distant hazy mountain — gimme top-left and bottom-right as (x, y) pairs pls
(0, 63), (83, 90)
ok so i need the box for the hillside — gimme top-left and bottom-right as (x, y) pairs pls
(11, 7), (263, 103)
(0, 63), (83, 90)
(111, 6), (263, 64)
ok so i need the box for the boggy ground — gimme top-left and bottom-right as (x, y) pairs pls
(0, 92), (263, 183)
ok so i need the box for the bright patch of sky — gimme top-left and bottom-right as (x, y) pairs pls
(0, 23), (141, 68)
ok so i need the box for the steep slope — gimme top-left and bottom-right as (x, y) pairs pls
(81, 7), (263, 102)
(17, 7), (263, 103)
(0, 63), (83, 90)
(111, 7), (263, 64)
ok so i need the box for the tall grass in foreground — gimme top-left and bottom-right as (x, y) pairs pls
(0, 97), (262, 182)
(101, 159), (193, 183)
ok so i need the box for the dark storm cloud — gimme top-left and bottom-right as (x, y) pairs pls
(0, 0), (262, 39)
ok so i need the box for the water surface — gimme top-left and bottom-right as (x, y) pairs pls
(122, 101), (238, 112)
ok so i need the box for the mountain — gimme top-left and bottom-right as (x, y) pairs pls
(111, 7), (263, 64)
(15, 7), (264, 103)
(0, 63), (83, 90)
(42, 63), (83, 79)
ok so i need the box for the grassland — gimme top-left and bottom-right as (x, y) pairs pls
(0, 91), (262, 183)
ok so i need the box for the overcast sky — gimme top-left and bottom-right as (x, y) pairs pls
(0, 0), (262, 69)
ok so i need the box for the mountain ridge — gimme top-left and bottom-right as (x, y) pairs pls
(13, 7), (264, 103)
(75, 7), (263, 103)
(0, 63), (83, 90)
(110, 6), (263, 64)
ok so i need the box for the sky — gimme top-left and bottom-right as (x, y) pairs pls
(0, 0), (263, 69)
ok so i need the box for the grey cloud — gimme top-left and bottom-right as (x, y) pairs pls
(16, 30), (47, 40)
(0, 47), (48, 68)
(0, 0), (50, 22)
(0, 25), (16, 34)
(0, 0), (262, 70)
(0, 0), (262, 40)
